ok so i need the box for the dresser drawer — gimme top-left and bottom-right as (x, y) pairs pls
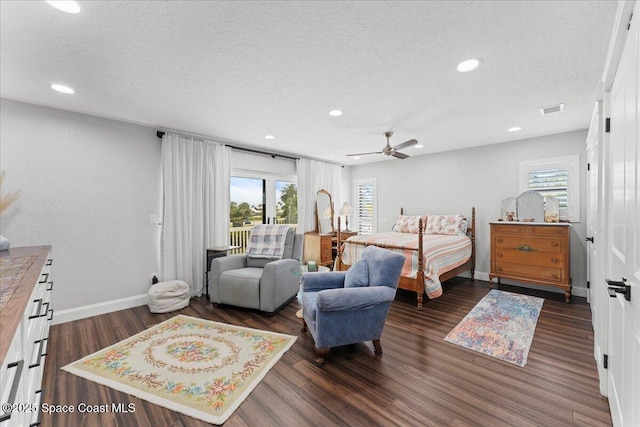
(493, 248), (566, 268)
(493, 261), (566, 284)
(523, 225), (568, 236)
(493, 235), (565, 253)
(492, 224), (525, 234)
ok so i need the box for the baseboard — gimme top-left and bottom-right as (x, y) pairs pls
(52, 293), (149, 325)
(462, 270), (588, 298)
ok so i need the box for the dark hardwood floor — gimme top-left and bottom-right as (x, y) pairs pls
(42, 279), (612, 426)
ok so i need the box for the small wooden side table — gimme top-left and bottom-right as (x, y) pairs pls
(205, 246), (240, 299)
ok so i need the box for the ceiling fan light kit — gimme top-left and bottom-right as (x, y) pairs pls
(346, 131), (418, 160)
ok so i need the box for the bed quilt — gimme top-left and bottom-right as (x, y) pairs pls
(341, 232), (472, 298)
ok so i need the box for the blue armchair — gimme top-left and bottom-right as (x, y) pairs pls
(300, 245), (405, 366)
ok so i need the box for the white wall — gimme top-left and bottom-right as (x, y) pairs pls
(349, 130), (589, 297)
(0, 99), (162, 315)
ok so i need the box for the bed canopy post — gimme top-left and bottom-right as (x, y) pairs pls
(416, 216), (425, 310)
(335, 216), (342, 270)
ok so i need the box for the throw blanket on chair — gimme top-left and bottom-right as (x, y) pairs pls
(246, 224), (291, 259)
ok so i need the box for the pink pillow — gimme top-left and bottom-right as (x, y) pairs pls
(425, 214), (466, 236)
(392, 215), (428, 233)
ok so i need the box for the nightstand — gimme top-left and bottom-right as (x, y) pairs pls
(205, 245), (240, 298)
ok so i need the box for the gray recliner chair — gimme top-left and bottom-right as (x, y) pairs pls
(209, 228), (303, 315)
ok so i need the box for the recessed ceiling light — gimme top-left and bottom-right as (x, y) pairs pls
(329, 110), (343, 117)
(50, 83), (75, 94)
(456, 59), (480, 73)
(45, 1), (82, 14)
(264, 135), (275, 140)
(353, 156), (361, 160)
(508, 126), (522, 132)
(414, 143), (424, 148)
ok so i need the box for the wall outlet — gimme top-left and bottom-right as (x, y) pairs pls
(151, 273), (159, 284)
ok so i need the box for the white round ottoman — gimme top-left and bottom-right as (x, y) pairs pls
(148, 280), (190, 313)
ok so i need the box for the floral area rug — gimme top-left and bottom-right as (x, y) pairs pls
(62, 314), (296, 424)
(444, 290), (544, 367)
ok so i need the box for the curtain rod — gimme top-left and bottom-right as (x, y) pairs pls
(156, 130), (299, 161)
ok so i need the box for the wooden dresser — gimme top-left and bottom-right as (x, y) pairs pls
(303, 232), (333, 267)
(0, 246), (53, 426)
(304, 231), (358, 267)
(489, 222), (571, 302)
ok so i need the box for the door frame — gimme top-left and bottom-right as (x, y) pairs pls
(590, 0), (637, 403)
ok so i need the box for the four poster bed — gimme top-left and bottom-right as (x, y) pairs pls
(335, 207), (476, 309)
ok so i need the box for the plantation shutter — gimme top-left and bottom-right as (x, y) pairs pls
(528, 168), (569, 210)
(355, 180), (375, 235)
(520, 155), (579, 222)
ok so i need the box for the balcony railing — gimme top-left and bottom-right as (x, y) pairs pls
(229, 226), (252, 254)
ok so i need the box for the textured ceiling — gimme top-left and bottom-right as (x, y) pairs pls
(0, 1), (617, 165)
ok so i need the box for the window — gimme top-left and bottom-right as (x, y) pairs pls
(230, 173), (297, 253)
(275, 180), (298, 225)
(519, 155), (580, 222)
(354, 178), (377, 235)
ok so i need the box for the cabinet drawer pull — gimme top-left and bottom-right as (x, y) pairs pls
(46, 281), (53, 291)
(552, 241), (558, 247)
(40, 302), (50, 318)
(0, 360), (24, 422)
(497, 238), (503, 243)
(516, 244), (536, 252)
(38, 272), (49, 284)
(46, 259), (53, 266)
(30, 389), (43, 427)
(552, 258), (558, 263)
(496, 266), (502, 271)
(29, 338), (48, 369)
(552, 274), (559, 279)
(47, 308), (54, 321)
(29, 299), (43, 319)
(497, 252), (502, 257)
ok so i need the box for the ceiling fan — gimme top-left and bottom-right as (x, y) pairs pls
(346, 131), (418, 159)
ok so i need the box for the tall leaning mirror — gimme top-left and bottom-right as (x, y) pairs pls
(315, 190), (334, 234)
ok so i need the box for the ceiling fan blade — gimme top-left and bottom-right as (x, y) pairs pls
(392, 139), (418, 150)
(346, 151), (383, 157)
(391, 151), (410, 159)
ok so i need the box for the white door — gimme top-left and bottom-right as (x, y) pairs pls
(587, 101), (609, 395)
(587, 104), (599, 307)
(606, 4), (639, 425)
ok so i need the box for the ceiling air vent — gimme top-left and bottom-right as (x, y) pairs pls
(540, 103), (565, 115)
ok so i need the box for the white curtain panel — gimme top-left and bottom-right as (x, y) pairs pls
(296, 159), (342, 233)
(161, 133), (230, 296)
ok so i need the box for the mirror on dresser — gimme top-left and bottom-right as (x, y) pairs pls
(304, 190), (335, 267)
(516, 190), (544, 222)
(315, 189), (334, 235)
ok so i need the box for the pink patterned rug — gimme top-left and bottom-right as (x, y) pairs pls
(444, 290), (544, 367)
(62, 315), (296, 424)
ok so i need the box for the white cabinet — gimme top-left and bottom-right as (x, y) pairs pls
(0, 246), (53, 427)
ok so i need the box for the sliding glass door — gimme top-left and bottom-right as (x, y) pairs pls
(230, 174), (297, 253)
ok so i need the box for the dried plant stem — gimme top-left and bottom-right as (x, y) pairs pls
(0, 171), (21, 215)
